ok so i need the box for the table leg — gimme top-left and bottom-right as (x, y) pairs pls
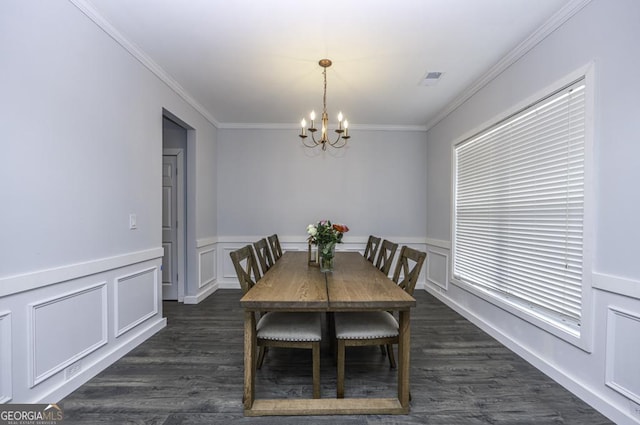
(398, 309), (410, 409)
(244, 311), (256, 410)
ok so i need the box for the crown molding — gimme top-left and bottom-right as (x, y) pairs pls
(218, 122), (428, 132)
(425, 0), (592, 131)
(69, 0), (590, 133)
(69, 0), (221, 128)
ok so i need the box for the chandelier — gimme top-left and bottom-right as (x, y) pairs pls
(299, 59), (350, 150)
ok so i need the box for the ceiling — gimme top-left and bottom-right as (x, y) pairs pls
(80, 0), (574, 129)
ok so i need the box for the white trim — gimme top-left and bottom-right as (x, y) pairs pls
(198, 247), (216, 289)
(605, 306), (640, 404)
(0, 311), (12, 403)
(218, 122), (428, 132)
(426, 0), (592, 130)
(593, 273), (640, 300)
(0, 248), (164, 297)
(114, 267), (159, 337)
(183, 283), (218, 305)
(426, 247), (449, 291)
(425, 238), (451, 250)
(196, 237), (218, 248)
(29, 282), (108, 387)
(36, 316), (166, 404)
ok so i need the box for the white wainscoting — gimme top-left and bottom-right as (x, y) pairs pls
(426, 246), (449, 292)
(0, 311), (12, 403)
(114, 267), (158, 337)
(606, 306), (640, 404)
(29, 283), (108, 387)
(217, 237), (428, 289)
(198, 247), (216, 289)
(0, 251), (165, 403)
(183, 241), (218, 305)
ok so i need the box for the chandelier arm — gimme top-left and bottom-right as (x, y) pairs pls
(328, 134), (348, 148)
(302, 132), (321, 148)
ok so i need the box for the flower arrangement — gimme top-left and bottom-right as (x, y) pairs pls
(307, 220), (349, 271)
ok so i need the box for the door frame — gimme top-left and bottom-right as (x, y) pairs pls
(163, 148), (186, 302)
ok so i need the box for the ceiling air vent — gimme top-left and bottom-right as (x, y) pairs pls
(419, 71), (443, 86)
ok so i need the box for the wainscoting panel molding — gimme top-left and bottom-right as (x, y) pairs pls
(0, 311), (12, 403)
(605, 306), (640, 404)
(222, 246), (243, 280)
(198, 247), (216, 289)
(426, 246), (449, 291)
(29, 283), (108, 386)
(114, 267), (158, 337)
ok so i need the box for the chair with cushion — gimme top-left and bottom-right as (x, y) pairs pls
(333, 245), (426, 398)
(267, 234), (283, 261)
(230, 245), (322, 398)
(363, 235), (381, 263)
(253, 238), (275, 275)
(375, 239), (398, 275)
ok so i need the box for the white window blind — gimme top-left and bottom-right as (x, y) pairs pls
(453, 78), (586, 329)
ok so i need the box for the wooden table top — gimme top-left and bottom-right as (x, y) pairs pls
(239, 251), (328, 311)
(240, 251), (415, 312)
(328, 251), (416, 311)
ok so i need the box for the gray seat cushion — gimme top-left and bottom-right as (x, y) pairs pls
(334, 311), (399, 340)
(257, 312), (322, 342)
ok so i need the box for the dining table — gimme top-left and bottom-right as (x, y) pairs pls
(239, 250), (416, 416)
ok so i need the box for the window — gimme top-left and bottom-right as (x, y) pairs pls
(453, 78), (586, 337)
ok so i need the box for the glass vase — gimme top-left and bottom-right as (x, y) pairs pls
(319, 242), (336, 272)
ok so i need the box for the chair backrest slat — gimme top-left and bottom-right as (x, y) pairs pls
(375, 239), (398, 275)
(230, 245), (261, 295)
(267, 234), (283, 261)
(392, 246), (427, 296)
(254, 238), (275, 275)
(363, 235), (381, 263)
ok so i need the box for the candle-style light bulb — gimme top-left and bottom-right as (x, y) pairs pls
(300, 118), (307, 137)
(310, 111), (316, 121)
(344, 120), (349, 129)
(337, 111), (343, 122)
(343, 120), (349, 137)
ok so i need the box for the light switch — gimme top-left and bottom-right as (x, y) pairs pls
(129, 213), (137, 230)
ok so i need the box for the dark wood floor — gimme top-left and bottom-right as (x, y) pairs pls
(61, 289), (612, 424)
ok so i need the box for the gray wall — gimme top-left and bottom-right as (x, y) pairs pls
(217, 128), (427, 240)
(425, 1), (640, 424)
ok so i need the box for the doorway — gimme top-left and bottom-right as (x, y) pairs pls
(162, 116), (187, 301)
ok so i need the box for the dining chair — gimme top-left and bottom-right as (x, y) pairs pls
(267, 234), (283, 261)
(253, 238), (275, 275)
(230, 245), (322, 398)
(363, 235), (381, 263)
(375, 239), (398, 275)
(333, 245), (426, 398)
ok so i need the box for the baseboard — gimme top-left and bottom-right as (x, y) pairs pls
(183, 282), (218, 304)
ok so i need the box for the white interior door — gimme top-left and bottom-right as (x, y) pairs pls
(162, 155), (179, 300)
